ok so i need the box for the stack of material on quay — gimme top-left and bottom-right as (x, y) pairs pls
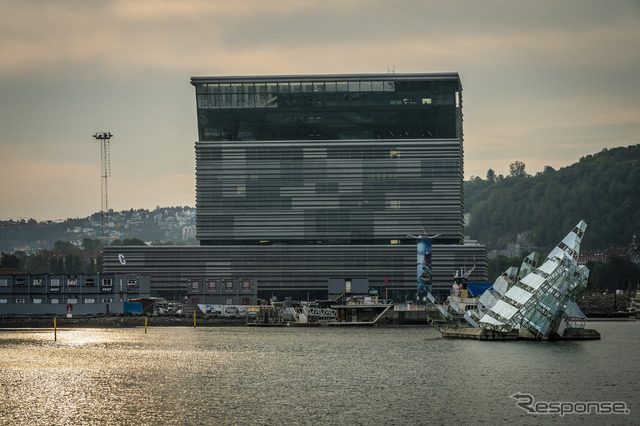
(435, 220), (601, 341)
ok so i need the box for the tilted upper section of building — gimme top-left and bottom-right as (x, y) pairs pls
(191, 73), (462, 142)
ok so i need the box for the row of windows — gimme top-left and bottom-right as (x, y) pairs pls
(196, 93), (447, 110)
(195, 80), (397, 95)
(1, 278), (136, 287)
(190, 280), (252, 291)
(1, 298), (113, 304)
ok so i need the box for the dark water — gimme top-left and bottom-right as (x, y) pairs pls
(1, 321), (638, 425)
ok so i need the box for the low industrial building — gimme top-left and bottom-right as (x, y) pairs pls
(0, 273), (150, 315)
(186, 277), (257, 305)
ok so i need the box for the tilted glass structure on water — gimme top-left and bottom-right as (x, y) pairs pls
(427, 221), (590, 340)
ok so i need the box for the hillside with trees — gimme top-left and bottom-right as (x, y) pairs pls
(465, 144), (640, 253)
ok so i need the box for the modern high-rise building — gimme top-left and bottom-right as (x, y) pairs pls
(104, 73), (486, 302)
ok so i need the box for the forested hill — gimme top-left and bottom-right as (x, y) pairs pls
(464, 144), (640, 252)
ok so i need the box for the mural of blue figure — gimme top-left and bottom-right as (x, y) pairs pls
(416, 237), (432, 301)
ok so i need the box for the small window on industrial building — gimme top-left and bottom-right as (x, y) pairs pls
(127, 279), (137, 287)
(389, 150), (399, 159)
(390, 200), (400, 209)
(16, 279), (25, 286)
(51, 299), (59, 304)
(225, 281), (234, 289)
(102, 279), (112, 286)
(85, 299), (95, 304)
(33, 298), (42, 304)
(85, 278), (95, 287)
(422, 98), (432, 105)
(33, 279), (42, 287)
(68, 279), (77, 287)
(0, 279), (7, 287)
(50, 279), (60, 287)
(0, 299), (7, 303)
(102, 298), (112, 303)
(16, 299), (25, 304)
(67, 298), (78, 304)
(242, 280), (250, 289)
(191, 281), (200, 291)
(225, 298), (233, 305)
(241, 298), (250, 305)
(208, 281), (216, 290)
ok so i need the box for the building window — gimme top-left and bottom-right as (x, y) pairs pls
(85, 299), (95, 304)
(33, 299), (42, 304)
(127, 279), (137, 287)
(207, 280), (216, 290)
(51, 299), (59, 304)
(191, 280), (200, 291)
(68, 279), (77, 287)
(102, 298), (113, 303)
(16, 279), (25, 286)
(16, 299), (25, 304)
(241, 298), (250, 305)
(50, 279), (60, 287)
(33, 279), (42, 287)
(0, 299), (7, 303)
(225, 281), (234, 289)
(242, 280), (250, 289)
(102, 279), (112, 286)
(0, 279), (7, 287)
(85, 278), (95, 287)
(225, 298), (233, 305)
(67, 298), (78, 304)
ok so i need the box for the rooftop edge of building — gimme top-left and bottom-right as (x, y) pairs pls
(190, 72), (461, 85)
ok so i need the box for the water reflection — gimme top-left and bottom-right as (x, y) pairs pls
(1, 322), (638, 425)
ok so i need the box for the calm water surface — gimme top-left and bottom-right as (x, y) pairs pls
(1, 321), (638, 425)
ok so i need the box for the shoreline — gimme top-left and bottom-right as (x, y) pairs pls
(1, 314), (634, 329)
(0, 314), (246, 329)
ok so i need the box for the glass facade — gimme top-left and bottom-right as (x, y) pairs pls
(192, 74), (465, 246)
(193, 76), (461, 141)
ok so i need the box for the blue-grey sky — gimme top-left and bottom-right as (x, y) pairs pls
(1, 0), (639, 220)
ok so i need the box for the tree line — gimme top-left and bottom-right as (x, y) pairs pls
(0, 237), (151, 274)
(488, 254), (640, 293)
(465, 144), (640, 252)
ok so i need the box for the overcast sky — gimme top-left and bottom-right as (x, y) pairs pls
(1, 0), (639, 220)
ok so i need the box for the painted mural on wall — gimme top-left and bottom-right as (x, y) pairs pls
(417, 237), (432, 300)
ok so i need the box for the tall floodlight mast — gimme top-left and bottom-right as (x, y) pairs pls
(93, 132), (113, 244)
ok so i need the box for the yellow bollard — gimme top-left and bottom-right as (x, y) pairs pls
(145, 317), (148, 334)
(54, 317), (57, 342)
(194, 310), (196, 329)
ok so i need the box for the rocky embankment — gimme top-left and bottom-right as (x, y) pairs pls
(0, 314), (246, 328)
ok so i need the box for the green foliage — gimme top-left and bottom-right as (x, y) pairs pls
(487, 255), (525, 282)
(586, 256), (640, 291)
(0, 253), (20, 269)
(465, 145), (640, 252)
(110, 238), (147, 246)
(81, 238), (103, 252)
